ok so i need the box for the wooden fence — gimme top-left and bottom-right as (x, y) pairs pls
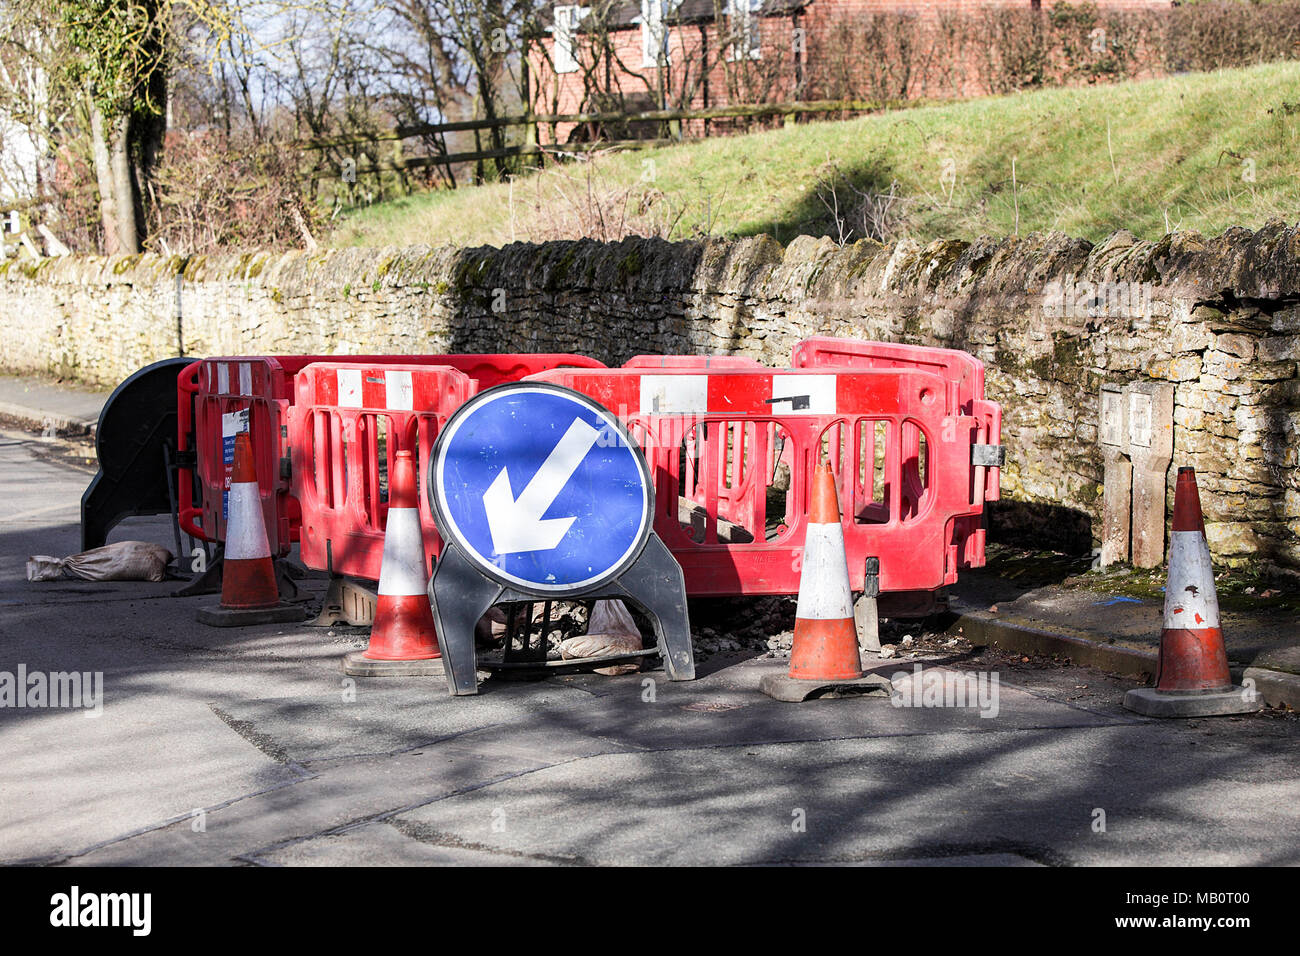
(295, 98), (922, 183)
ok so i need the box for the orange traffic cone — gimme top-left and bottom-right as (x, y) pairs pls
(761, 463), (891, 702)
(198, 432), (305, 627)
(342, 450), (443, 676)
(1124, 467), (1261, 717)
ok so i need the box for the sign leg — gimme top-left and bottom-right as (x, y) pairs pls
(614, 534), (695, 681)
(428, 544), (502, 696)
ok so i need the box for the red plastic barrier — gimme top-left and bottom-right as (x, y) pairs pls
(793, 337), (983, 410)
(791, 336), (1002, 570)
(288, 362), (474, 581)
(176, 360), (205, 541)
(178, 357), (298, 554)
(525, 365), (992, 597)
(623, 355), (764, 370)
(272, 344), (999, 604)
(178, 353), (606, 555)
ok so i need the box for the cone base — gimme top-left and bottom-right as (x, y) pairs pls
(760, 670), (893, 703)
(219, 557), (281, 611)
(341, 651), (445, 677)
(366, 594), (440, 662)
(197, 603), (307, 628)
(1155, 627), (1231, 692)
(1124, 685), (1262, 718)
(789, 616), (863, 682)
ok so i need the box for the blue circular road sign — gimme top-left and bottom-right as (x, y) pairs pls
(430, 382), (653, 594)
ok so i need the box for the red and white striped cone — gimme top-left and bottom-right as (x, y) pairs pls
(343, 450), (443, 676)
(1124, 467), (1261, 717)
(197, 432), (305, 627)
(761, 463), (891, 702)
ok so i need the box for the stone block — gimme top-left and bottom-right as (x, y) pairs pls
(1213, 332), (1256, 360)
(1169, 323), (1211, 353)
(1256, 335), (1300, 362)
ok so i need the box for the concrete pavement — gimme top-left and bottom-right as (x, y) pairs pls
(948, 547), (1300, 710)
(1, 423), (1298, 866)
(0, 374), (106, 435)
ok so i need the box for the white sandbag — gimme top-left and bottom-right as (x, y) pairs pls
(26, 541), (174, 583)
(558, 599), (642, 676)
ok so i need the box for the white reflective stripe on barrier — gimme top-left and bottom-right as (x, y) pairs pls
(1164, 530), (1221, 629)
(225, 481), (272, 560)
(337, 368), (363, 408)
(239, 362), (252, 396)
(386, 370), (414, 411)
(640, 375), (707, 415)
(377, 507), (427, 596)
(636, 373), (842, 416)
(217, 363), (230, 394)
(772, 374), (837, 414)
(795, 522), (853, 620)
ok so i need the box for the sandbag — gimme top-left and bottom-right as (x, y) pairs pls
(26, 541), (174, 583)
(474, 606), (509, 646)
(558, 599), (642, 676)
(24, 556), (67, 582)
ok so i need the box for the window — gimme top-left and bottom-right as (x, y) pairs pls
(727, 0), (761, 61)
(641, 0), (669, 68)
(554, 4), (580, 74)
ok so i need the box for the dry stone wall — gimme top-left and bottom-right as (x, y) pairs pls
(4, 222), (1300, 568)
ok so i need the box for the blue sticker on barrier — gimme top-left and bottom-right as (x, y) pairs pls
(220, 408), (249, 521)
(431, 385), (651, 593)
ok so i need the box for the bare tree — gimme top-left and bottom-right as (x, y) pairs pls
(373, 0), (482, 187)
(435, 0), (547, 179)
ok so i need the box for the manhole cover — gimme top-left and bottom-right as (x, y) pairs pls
(681, 700), (748, 713)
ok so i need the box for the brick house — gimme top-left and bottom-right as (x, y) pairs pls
(532, 0), (807, 138)
(529, 0), (1174, 143)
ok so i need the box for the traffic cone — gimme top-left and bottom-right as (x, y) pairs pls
(197, 432), (306, 626)
(761, 463), (891, 702)
(342, 450), (443, 676)
(1124, 467), (1261, 717)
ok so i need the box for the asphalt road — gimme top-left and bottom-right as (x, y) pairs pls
(1, 427), (1297, 866)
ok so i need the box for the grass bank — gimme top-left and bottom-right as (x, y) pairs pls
(330, 61), (1300, 249)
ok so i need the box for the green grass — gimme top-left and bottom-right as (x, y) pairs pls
(329, 61), (1300, 249)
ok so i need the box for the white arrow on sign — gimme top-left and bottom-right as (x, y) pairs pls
(483, 417), (600, 554)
